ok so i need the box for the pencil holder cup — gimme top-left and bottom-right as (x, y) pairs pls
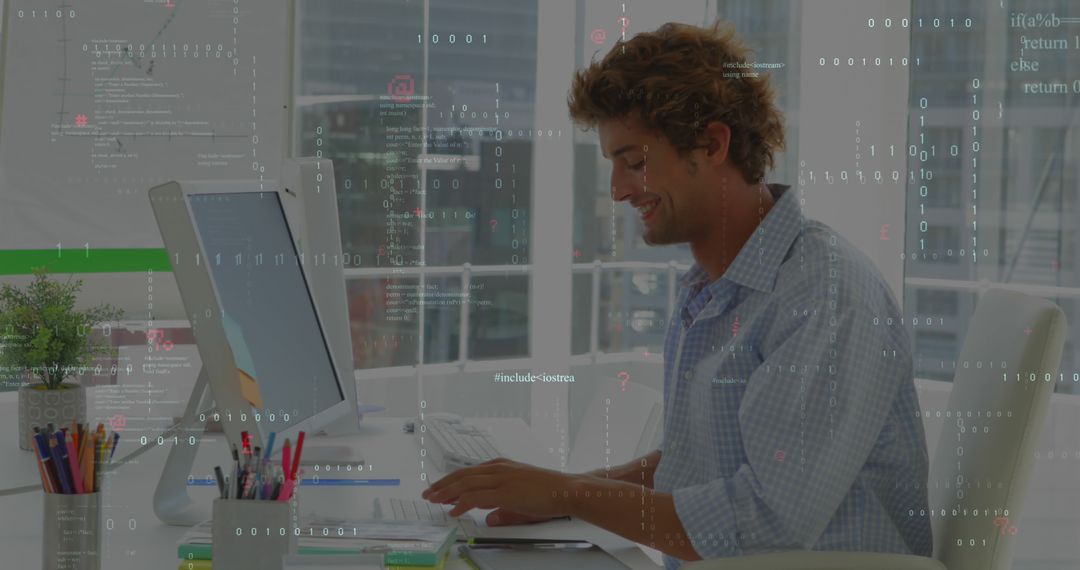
(212, 498), (298, 570)
(42, 491), (101, 570)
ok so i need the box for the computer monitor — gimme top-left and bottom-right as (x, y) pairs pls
(148, 179), (353, 524)
(280, 157), (374, 433)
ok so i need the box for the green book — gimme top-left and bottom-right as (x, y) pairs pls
(178, 518), (458, 567)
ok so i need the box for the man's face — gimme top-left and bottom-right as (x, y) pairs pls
(599, 117), (708, 246)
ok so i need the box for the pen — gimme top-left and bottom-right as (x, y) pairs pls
(102, 436), (112, 469)
(91, 433), (101, 492)
(463, 540), (594, 550)
(241, 468), (255, 499)
(55, 431), (76, 494)
(281, 439), (292, 484)
(459, 537), (590, 546)
(264, 432), (277, 464)
(108, 432), (120, 462)
(250, 447), (262, 499)
(214, 466), (227, 499)
(31, 433), (54, 493)
(278, 477), (296, 502)
(290, 431), (305, 481)
(49, 435), (73, 494)
(95, 433), (105, 490)
(237, 466), (247, 500)
(37, 434), (61, 492)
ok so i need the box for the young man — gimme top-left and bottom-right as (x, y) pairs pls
(423, 21), (932, 568)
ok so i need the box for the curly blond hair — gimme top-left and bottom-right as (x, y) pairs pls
(567, 20), (786, 184)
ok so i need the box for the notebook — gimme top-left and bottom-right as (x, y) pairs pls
(178, 518), (457, 567)
(459, 542), (631, 570)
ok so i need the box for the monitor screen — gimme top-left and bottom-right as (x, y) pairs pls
(187, 191), (345, 434)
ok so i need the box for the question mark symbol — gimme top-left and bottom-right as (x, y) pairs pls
(617, 371), (629, 391)
(490, 219), (498, 232)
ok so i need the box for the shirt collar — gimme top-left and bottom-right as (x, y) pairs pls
(678, 183), (802, 294)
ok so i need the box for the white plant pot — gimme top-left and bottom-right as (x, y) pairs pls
(18, 382), (86, 451)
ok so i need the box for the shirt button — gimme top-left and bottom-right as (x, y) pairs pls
(683, 371), (692, 380)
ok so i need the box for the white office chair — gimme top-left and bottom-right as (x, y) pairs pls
(683, 288), (1067, 570)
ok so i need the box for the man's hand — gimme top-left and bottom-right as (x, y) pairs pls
(424, 456), (701, 561)
(421, 458), (579, 519)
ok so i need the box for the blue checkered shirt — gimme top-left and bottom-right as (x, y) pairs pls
(653, 184), (932, 568)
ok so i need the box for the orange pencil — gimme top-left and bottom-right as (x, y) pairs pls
(85, 440), (94, 492)
(66, 439), (85, 494)
(85, 434), (97, 493)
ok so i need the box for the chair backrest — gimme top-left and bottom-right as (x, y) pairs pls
(929, 289), (1066, 570)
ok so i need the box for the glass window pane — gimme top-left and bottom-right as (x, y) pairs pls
(299, 1), (540, 374)
(571, 272), (594, 356)
(423, 277), (462, 364)
(599, 270), (669, 355)
(347, 278), (419, 369)
(906, 0), (1080, 394)
(468, 275), (529, 360)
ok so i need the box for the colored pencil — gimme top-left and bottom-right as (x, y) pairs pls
(66, 438), (84, 494)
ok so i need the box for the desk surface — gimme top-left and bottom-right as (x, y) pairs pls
(0, 396), (661, 569)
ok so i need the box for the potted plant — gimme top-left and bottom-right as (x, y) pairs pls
(0, 267), (122, 450)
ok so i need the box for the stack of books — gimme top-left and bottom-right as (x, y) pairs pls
(177, 517), (457, 570)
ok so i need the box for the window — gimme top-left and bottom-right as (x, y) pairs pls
(904, 0), (1080, 395)
(297, 0), (539, 378)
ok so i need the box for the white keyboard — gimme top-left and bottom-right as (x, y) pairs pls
(419, 419), (501, 473)
(375, 497), (481, 538)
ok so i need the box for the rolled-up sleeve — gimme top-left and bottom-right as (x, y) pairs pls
(670, 299), (908, 558)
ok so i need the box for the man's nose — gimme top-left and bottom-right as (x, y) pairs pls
(610, 169), (640, 203)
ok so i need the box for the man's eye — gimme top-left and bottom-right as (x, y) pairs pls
(628, 160), (645, 171)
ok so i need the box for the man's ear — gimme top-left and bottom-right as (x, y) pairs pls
(701, 121), (731, 165)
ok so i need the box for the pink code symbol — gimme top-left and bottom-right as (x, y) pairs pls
(108, 414), (127, 431)
(74, 114), (88, 127)
(147, 329), (174, 352)
(617, 371), (629, 391)
(774, 450), (786, 462)
(993, 516), (1018, 536)
(590, 28), (607, 44)
(388, 74), (415, 103)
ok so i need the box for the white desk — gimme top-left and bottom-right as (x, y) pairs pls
(0, 395), (661, 569)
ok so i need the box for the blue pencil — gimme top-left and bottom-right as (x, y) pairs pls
(33, 433), (60, 492)
(49, 434), (73, 494)
(264, 432), (277, 464)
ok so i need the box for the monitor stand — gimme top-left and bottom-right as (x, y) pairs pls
(153, 365), (214, 526)
(153, 366), (364, 526)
